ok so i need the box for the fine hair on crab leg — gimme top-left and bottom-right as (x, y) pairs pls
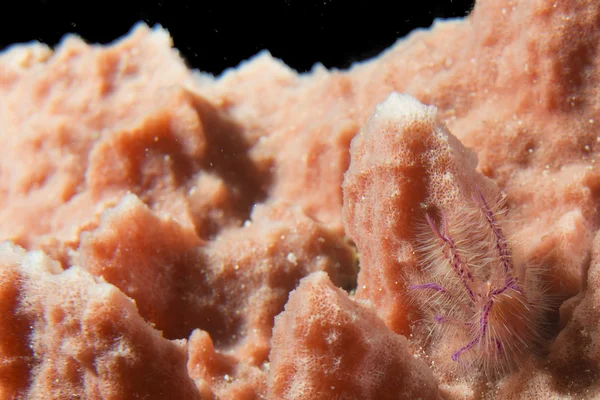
(410, 282), (449, 293)
(471, 186), (526, 298)
(408, 183), (548, 377)
(410, 281), (475, 322)
(452, 299), (494, 362)
(492, 277), (522, 296)
(434, 314), (473, 327)
(471, 187), (513, 271)
(425, 212), (476, 301)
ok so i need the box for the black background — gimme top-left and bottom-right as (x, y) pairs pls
(1, 0), (475, 75)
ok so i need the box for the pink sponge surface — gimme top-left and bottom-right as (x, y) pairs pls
(2, 0), (600, 398)
(0, 242), (200, 399)
(269, 271), (439, 400)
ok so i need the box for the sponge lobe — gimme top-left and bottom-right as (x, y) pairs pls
(268, 271), (439, 400)
(342, 92), (486, 335)
(0, 242), (200, 400)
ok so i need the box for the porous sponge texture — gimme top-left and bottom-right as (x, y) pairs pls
(268, 271), (439, 400)
(0, 242), (200, 400)
(76, 193), (357, 373)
